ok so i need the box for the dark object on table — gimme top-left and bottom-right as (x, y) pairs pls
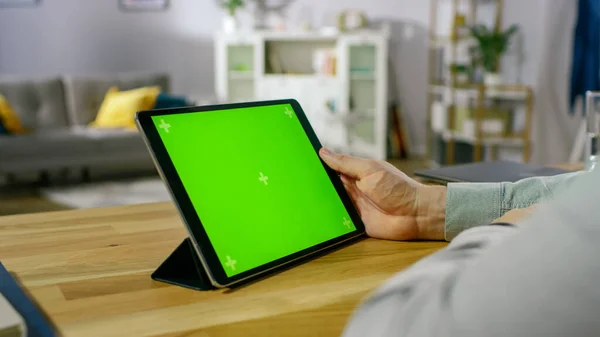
(0, 262), (60, 337)
(415, 160), (570, 184)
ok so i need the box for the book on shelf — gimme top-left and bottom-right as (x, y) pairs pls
(267, 50), (284, 74)
(388, 102), (409, 159)
(312, 48), (337, 76)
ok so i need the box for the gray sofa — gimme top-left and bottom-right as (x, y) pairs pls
(0, 73), (170, 184)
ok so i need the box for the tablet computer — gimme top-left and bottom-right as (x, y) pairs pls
(135, 99), (366, 288)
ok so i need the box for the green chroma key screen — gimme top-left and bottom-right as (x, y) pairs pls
(152, 104), (356, 277)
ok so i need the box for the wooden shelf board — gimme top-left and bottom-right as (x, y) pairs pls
(263, 74), (337, 80)
(429, 84), (529, 100)
(260, 29), (389, 41)
(228, 71), (255, 80)
(326, 114), (375, 124)
(350, 73), (376, 80)
(429, 36), (476, 48)
(435, 129), (526, 147)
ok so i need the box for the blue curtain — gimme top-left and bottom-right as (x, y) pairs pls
(570, 0), (600, 114)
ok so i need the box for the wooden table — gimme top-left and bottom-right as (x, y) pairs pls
(0, 202), (446, 337)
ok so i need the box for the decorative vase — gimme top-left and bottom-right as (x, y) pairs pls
(223, 15), (238, 33)
(484, 72), (502, 87)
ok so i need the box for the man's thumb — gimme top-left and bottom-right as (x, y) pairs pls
(319, 148), (377, 179)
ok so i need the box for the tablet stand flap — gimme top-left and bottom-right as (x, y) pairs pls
(151, 238), (216, 291)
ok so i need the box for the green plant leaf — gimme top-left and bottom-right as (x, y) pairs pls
(469, 24), (519, 72)
(217, 0), (244, 16)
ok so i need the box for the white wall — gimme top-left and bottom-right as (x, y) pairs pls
(0, 0), (221, 96)
(0, 0), (546, 156)
(501, 0), (548, 86)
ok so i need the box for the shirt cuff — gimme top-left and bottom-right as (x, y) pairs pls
(445, 182), (502, 241)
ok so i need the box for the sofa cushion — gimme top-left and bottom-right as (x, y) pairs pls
(0, 77), (69, 130)
(0, 129), (100, 159)
(63, 73), (170, 126)
(90, 86), (160, 129)
(99, 133), (147, 154)
(70, 127), (147, 151)
(154, 93), (191, 109)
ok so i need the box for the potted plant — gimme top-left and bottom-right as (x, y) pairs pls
(469, 24), (519, 87)
(217, 0), (245, 33)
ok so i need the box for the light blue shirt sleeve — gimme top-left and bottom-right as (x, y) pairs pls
(444, 171), (583, 240)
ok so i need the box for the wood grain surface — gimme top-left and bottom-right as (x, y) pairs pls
(0, 202), (446, 337)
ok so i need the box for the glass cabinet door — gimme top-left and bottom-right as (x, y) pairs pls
(338, 35), (388, 160)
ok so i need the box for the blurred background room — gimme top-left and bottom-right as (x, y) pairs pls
(0, 0), (590, 214)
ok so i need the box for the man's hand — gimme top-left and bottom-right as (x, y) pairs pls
(319, 148), (447, 241)
(492, 205), (537, 224)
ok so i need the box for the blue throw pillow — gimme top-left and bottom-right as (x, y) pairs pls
(0, 118), (8, 135)
(153, 93), (191, 110)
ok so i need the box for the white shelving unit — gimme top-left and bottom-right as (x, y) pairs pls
(215, 29), (390, 160)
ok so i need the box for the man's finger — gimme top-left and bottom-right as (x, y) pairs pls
(319, 148), (378, 179)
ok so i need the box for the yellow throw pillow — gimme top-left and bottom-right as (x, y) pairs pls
(90, 86), (160, 128)
(0, 94), (25, 134)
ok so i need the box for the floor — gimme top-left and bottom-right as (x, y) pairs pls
(0, 159), (428, 217)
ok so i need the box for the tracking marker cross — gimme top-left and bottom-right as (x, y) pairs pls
(159, 119), (171, 133)
(259, 172), (269, 185)
(225, 256), (237, 271)
(284, 107), (294, 118)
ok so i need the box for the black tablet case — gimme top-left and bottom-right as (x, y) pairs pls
(152, 236), (365, 291)
(414, 160), (569, 184)
(151, 238), (313, 291)
(152, 238), (216, 290)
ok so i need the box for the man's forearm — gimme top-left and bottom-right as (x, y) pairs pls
(445, 171), (582, 240)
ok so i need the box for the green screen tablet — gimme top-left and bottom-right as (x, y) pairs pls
(136, 99), (365, 287)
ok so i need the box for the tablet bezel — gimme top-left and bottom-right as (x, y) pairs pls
(136, 99), (366, 287)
